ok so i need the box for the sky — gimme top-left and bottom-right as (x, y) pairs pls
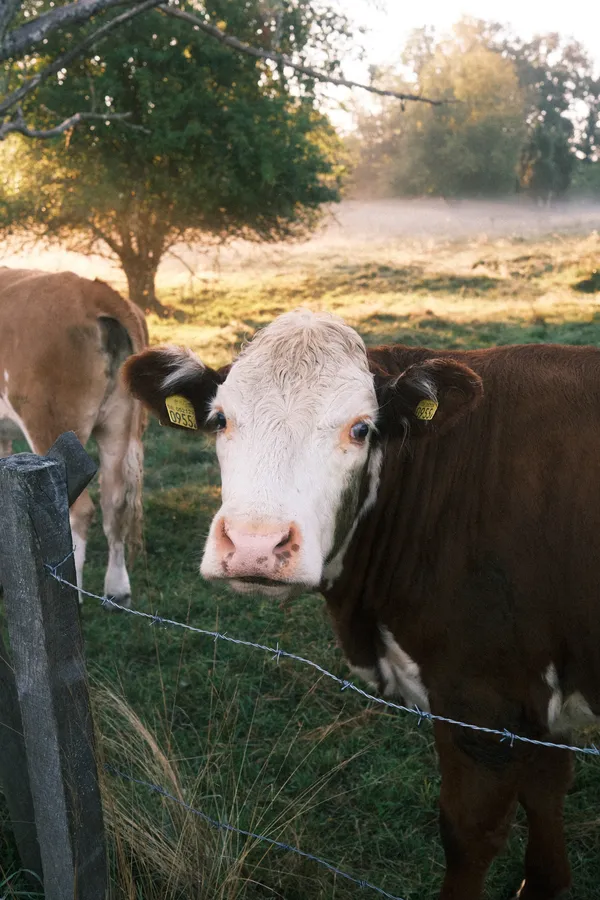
(346, 0), (600, 73)
(326, 0), (600, 128)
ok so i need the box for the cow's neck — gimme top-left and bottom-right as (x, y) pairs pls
(322, 416), (478, 674)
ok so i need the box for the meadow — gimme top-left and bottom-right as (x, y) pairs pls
(2, 201), (600, 899)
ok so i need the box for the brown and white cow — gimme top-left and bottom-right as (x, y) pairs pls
(0, 267), (147, 606)
(124, 308), (600, 899)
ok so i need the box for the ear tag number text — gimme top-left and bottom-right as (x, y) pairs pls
(415, 399), (438, 421)
(165, 394), (197, 430)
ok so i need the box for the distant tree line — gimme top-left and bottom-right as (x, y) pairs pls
(349, 18), (600, 203)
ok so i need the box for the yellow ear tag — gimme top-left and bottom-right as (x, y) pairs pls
(165, 394), (197, 430)
(415, 399), (438, 421)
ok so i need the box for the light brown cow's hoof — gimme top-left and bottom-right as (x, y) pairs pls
(103, 594), (131, 611)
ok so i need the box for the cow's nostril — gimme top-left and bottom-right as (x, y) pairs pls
(275, 531), (292, 550)
(217, 518), (235, 553)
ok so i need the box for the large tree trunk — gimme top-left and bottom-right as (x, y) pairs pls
(120, 255), (167, 316)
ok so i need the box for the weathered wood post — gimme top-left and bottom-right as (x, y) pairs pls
(0, 432), (107, 899)
(0, 629), (41, 877)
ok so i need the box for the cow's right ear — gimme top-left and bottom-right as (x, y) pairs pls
(373, 357), (483, 439)
(122, 346), (230, 432)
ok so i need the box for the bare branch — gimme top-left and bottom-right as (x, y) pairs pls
(89, 222), (123, 256)
(165, 246), (199, 277)
(0, 0), (144, 62)
(0, 0), (161, 115)
(0, 107), (145, 139)
(159, 4), (443, 105)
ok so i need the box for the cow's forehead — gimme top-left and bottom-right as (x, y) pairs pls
(224, 310), (373, 396)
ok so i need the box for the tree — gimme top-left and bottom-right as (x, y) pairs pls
(350, 21), (524, 198)
(1, 2), (349, 312)
(500, 33), (596, 202)
(0, 0), (439, 139)
(350, 17), (599, 203)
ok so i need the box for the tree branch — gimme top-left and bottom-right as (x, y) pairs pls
(0, 0), (161, 115)
(0, 107), (142, 139)
(0, 0), (22, 44)
(159, 4), (443, 105)
(0, 0), (145, 62)
(89, 221), (123, 256)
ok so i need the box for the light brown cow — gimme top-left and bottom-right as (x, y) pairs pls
(0, 267), (147, 606)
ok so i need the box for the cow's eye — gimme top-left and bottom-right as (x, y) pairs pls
(350, 421), (370, 443)
(214, 411), (227, 431)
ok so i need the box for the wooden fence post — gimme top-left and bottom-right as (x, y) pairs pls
(0, 629), (42, 879)
(0, 432), (106, 899)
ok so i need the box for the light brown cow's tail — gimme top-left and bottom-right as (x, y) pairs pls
(123, 397), (147, 561)
(94, 280), (149, 564)
(119, 295), (149, 562)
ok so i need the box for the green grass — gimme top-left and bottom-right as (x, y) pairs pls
(3, 229), (600, 898)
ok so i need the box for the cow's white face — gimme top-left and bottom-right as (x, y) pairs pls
(200, 311), (379, 598)
(124, 309), (483, 601)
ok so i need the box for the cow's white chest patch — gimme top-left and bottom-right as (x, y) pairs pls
(379, 626), (430, 710)
(544, 664), (596, 733)
(348, 626), (429, 712)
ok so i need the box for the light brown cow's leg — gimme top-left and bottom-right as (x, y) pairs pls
(70, 489), (96, 602)
(435, 722), (522, 900)
(94, 395), (143, 608)
(515, 747), (572, 900)
(24, 420), (96, 601)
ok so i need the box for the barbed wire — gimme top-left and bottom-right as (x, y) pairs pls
(105, 763), (407, 900)
(44, 554), (600, 757)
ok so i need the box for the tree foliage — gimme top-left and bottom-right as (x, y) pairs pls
(0, 0), (438, 139)
(500, 32), (599, 201)
(351, 21), (524, 198)
(1, 1), (347, 310)
(351, 17), (600, 202)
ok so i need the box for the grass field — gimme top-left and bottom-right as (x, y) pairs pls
(3, 207), (600, 899)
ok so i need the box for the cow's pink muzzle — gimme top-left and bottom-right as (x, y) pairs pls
(213, 517), (302, 582)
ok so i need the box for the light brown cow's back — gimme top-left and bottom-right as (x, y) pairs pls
(0, 268), (146, 449)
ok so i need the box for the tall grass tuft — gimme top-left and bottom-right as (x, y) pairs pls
(94, 680), (370, 900)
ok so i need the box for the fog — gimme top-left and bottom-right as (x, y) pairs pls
(2, 198), (600, 293)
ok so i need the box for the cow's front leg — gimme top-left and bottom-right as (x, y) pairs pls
(515, 746), (572, 900)
(435, 721), (522, 900)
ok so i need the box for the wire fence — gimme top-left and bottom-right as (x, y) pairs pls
(43, 551), (600, 899)
(46, 554), (600, 758)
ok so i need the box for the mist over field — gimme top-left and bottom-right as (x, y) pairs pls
(4, 197), (600, 294)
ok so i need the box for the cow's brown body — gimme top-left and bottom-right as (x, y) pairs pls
(124, 311), (600, 899)
(0, 267), (147, 604)
(328, 342), (600, 900)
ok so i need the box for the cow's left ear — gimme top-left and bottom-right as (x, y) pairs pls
(122, 346), (230, 432)
(373, 358), (483, 439)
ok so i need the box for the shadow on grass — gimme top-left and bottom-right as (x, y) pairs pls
(168, 262), (509, 326)
(357, 311), (600, 351)
(293, 263), (503, 299)
(573, 270), (600, 294)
